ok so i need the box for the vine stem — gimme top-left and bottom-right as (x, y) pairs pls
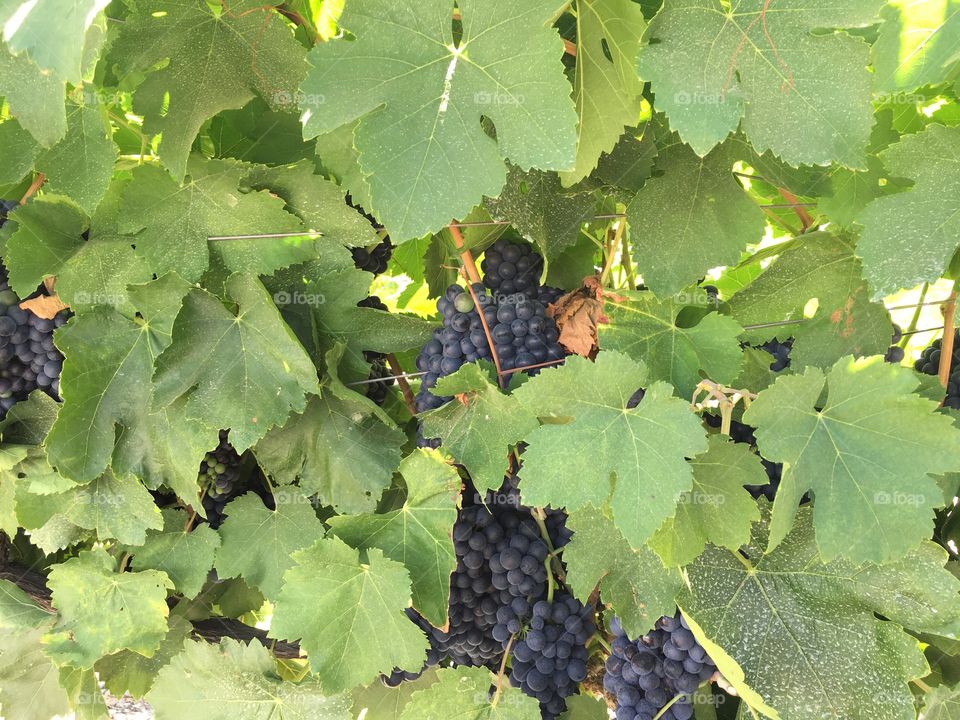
(651, 692), (683, 720)
(590, 632), (612, 653)
(912, 678), (933, 693)
(939, 283), (957, 389)
(386, 353), (417, 415)
(20, 173), (45, 205)
(899, 282), (929, 349)
(490, 633), (517, 707)
(447, 223), (482, 284)
(600, 219), (625, 287)
(531, 506), (566, 587)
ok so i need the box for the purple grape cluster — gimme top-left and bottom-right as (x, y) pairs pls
(605, 613), (717, 720)
(915, 330), (960, 409)
(357, 296), (394, 406)
(199, 430), (246, 528)
(0, 259), (69, 420)
(481, 238), (545, 301)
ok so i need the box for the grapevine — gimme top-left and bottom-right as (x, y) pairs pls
(0, 3), (957, 720)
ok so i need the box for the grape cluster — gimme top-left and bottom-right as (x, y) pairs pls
(708, 416), (782, 500)
(885, 324), (905, 364)
(915, 330), (960, 409)
(357, 296), (395, 406)
(199, 430), (245, 528)
(500, 594), (594, 717)
(351, 237), (394, 275)
(760, 338), (792, 372)
(605, 613), (717, 720)
(481, 239), (546, 300)
(0, 261), (69, 420)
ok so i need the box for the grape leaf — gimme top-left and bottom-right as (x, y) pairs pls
(146, 638), (351, 720)
(119, 159), (308, 283)
(46, 273), (194, 482)
(0, 626), (71, 720)
(593, 127), (658, 193)
(679, 505), (960, 720)
(329, 449), (460, 627)
(398, 666), (541, 720)
(269, 536), (429, 692)
(561, 0), (647, 186)
(0, 0), (109, 83)
(131, 508), (220, 599)
(0, 43), (67, 146)
(637, 0), (883, 167)
(16, 469), (163, 546)
(625, 140), (765, 296)
(922, 682), (960, 720)
(484, 165), (597, 261)
(46, 547), (173, 667)
(35, 101), (117, 214)
(514, 352), (708, 548)
(58, 664), (110, 720)
(299, 0), (577, 240)
(421, 364), (538, 495)
(241, 161), (378, 247)
(0, 579), (51, 630)
(743, 356), (960, 563)
(872, 1), (960, 94)
(0, 119), (38, 184)
(153, 273), (321, 452)
(3, 195), (87, 297)
(0, 391), (59, 445)
(214, 490), (325, 601)
(559, 695), (611, 720)
(254, 344), (405, 514)
(352, 667), (441, 720)
(111, 0), (307, 179)
(601, 291), (745, 397)
(96, 615), (192, 699)
(563, 504), (682, 638)
(856, 125), (960, 299)
(648, 437), (763, 567)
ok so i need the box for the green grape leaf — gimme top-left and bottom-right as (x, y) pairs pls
(514, 352), (707, 548)
(856, 125), (960, 299)
(0, 119), (38, 185)
(564, 504), (682, 638)
(255, 345), (405, 514)
(421, 364), (538, 495)
(352, 667), (441, 720)
(119, 159), (308, 283)
(0, 626), (71, 720)
(56, 238), (153, 316)
(637, 0), (883, 167)
(214, 490), (325, 601)
(46, 547), (173, 667)
(35, 101), (117, 214)
(0, 0), (109, 83)
(241, 161), (378, 247)
(112, 0), (306, 179)
(559, 695), (611, 720)
(593, 127), (658, 193)
(872, 1), (960, 94)
(58, 664), (110, 720)
(649, 437), (764, 567)
(0, 391), (60, 445)
(743, 357), (960, 563)
(299, 0), (577, 240)
(46, 273), (193, 482)
(625, 141), (765, 296)
(153, 273), (321, 452)
(270, 536), (429, 693)
(0, 579), (52, 630)
(146, 638), (351, 720)
(398, 666), (542, 720)
(817, 156), (888, 229)
(561, 0), (647, 186)
(0, 43), (67, 146)
(329, 449), (460, 627)
(96, 615), (192, 699)
(131, 508), (221, 599)
(3, 195), (87, 297)
(484, 166), (597, 261)
(922, 682), (960, 720)
(209, 98), (316, 167)
(601, 291), (745, 398)
(679, 505), (960, 720)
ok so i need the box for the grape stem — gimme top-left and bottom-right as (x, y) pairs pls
(651, 692), (683, 720)
(19, 173), (45, 205)
(531, 506), (566, 590)
(599, 220), (625, 287)
(590, 632), (612, 653)
(447, 222), (482, 284)
(491, 633), (517, 707)
(386, 353), (417, 415)
(912, 678), (933, 693)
